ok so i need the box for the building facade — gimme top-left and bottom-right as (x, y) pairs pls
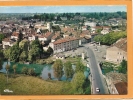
(106, 38), (127, 64)
(49, 37), (79, 54)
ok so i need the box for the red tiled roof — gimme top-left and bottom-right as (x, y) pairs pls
(82, 30), (90, 34)
(103, 26), (111, 29)
(38, 35), (44, 38)
(113, 38), (127, 52)
(115, 82), (127, 94)
(84, 36), (91, 39)
(12, 32), (19, 37)
(95, 26), (103, 29)
(80, 33), (88, 37)
(2, 38), (10, 42)
(44, 32), (52, 38)
(62, 27), (72, 33)
(52, 33), (60, 40)
(53, 37), (78, 45)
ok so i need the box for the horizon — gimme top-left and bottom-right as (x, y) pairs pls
(0, 6), (126, 13)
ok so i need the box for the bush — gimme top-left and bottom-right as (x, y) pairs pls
(36, 59), (46, 65)
(28, 68), (35, 76)
(21, 67), (28, 75)
(71, 72), (85, 93)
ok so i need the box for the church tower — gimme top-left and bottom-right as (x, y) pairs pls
(47, 22), (52, 32)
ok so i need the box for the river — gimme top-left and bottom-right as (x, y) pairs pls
(0, 61), (90, 81)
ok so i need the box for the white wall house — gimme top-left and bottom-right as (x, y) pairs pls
(106, 38), (127, 64)
(101, 29), (110, 35)
(49, 37), (79, 54)
(2, 38), (15, 49)
(84, 21), (96, 27)
(28, 35), (38, 41)
(11, 32), (19, 40)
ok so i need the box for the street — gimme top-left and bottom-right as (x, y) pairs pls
(84, 45), (109, 94)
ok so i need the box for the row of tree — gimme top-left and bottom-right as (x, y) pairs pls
(93, 31), (127, 45)
(53, 59), (87, 93)
(53, 59), (85, 81)
(22, 12), (127, 21)
(3, 40), (53, 63)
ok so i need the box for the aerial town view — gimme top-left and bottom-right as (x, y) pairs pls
(0, 6), (127, 95)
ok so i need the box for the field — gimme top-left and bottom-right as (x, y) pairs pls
(0, 73), (73, 95)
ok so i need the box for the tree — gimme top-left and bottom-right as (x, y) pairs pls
(13, 64), (17, 75)
(47, 47), (53, 55)
(0, 33), (5, 43)
(118, 60), (127, 74)
(0, 58), (2, 70)
(18, 30), (23, 42)
(5, 64), (10, 84)
(93, 31), (127, 45)
(28, 68), (35, 76)
(21, 67), (28, 75)
(71, 72), (85, 94)
(48, 73), (51, 80)
(19, 39), (29, 51)
(3, 48), (10, 60)
(10, 43), (20, 62)
(29, 40), (43, 60)
(53, 59), (63, 81)
(75, 60), (85, 73)
(20, 51), (28, 61)
(64, 61), (74, 80)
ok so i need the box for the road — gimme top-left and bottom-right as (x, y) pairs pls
(84, 46), (109, 94)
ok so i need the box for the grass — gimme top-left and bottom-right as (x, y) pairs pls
(0, 73), (73, 95)
(63, 57), (81, 65)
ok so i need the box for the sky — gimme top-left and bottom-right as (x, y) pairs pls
(0, 6), (126, 13)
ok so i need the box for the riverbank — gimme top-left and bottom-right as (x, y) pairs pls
(0, 73), (91, 95)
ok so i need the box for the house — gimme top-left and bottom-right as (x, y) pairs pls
(55, 54), (65, 59)
(113, 29), (122, 32)
(38, 35), (45, 42)
(49, 37), (79, 54)
(84, 21), (96, 27)
(28, 34), (38, 41)
(82, 26), (88, 31)
(51, 33), (60, 42)
(43, 46), (49, 51)
(79, 31), (91, 45)
(101, 29), (110, 35)
(63, 32), (72, 38)
(60, 17), (67, 21)
(114, 82), (127, 94)
(11, 32), (19, 40)
(43, 32), (54, 42)
(106, 38), (127, 64)
(101, 26), (111, 35)
(105, 72), (127, 94)
(2, 38), (15, 49)
(79, 36), (91, 45)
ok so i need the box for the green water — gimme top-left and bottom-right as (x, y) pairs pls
(1, 62), (90, 80)
(1, 61), (52, 76)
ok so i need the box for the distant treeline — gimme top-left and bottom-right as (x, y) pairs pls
(21, 12), (127, 21)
